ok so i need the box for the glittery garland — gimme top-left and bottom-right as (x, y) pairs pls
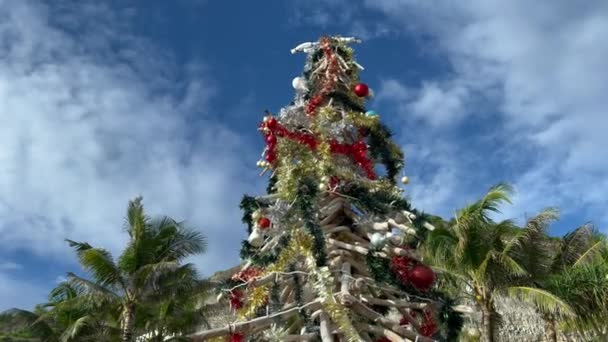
(305, 255), (362, 342)
(260, 117), (376, 180)
(237, 228), (314, 319)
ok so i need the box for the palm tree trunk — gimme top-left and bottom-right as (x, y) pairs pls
(121, 303), (136, 342)
(543, 314), (557, 342)
(480, 300), (497, 342)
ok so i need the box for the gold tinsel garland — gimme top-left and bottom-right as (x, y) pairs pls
(237, 229), (361, 341)
(237, 229), (313, 319)
(305, 254), (362, 342)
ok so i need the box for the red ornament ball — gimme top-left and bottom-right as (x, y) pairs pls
(257, 217), (271, 229)
(265, 117), (277, 130)
(353, 83), (369, 97)
(407, 264), (435, 291)
(229, 332), (245, 342)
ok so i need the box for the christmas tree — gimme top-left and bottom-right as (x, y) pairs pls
(192, 36), (464, 342)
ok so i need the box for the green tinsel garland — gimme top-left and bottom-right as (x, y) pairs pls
(240, 235), (291, 267)
(341, 183), (411, 215)
(366, 122), (404, 181)
(266, 174), (278, 194)
(294, 177), (328, 266)
(240, 195), (260, 234)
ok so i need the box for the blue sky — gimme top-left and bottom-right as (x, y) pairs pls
(1, 0), (607, 310)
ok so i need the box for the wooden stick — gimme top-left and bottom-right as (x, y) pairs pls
(326, 226), (350, 234)
(321, 208), (342, 226)
(341, 230), (369, 245)
(340, 262), (353, 305)
(284, 334), (318, 341)
(357, 324), (406, 342)
(383, 292), (422, 331)
(189, 301), (322, 340)
(360, 296), (428, 309)
(319, 311), (335, 342)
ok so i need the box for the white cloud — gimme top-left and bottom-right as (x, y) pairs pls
(377, 79), (469, 127)
(0, 0), (253, 289)
(363, 0), (608, 228)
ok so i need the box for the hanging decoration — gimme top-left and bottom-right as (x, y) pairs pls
(408, 264), (435, 291)
(353, 82), (370, 97)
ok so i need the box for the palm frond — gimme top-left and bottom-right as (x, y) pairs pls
(58, 316), (91, 342)
(552, 223), (598, 271)
(125, 196), (149, 239)
(66, 273), (121, 304)
(508, 286), (575, 317)
(132, 260), (180, 290)
(74, 247), (126, 290)
(65, 239), (93, 255)
(573, 239), (607, 267)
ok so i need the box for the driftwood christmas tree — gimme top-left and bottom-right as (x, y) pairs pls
(190, 36), (464, 342)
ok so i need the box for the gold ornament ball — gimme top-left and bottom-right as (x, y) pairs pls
(401, 176), (409, 184)
(319, 183), (328, 191)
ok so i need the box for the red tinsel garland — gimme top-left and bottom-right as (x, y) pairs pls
(229, 289), (244, 311)
(231, 267), (262, 283)
(260, 117), (376, 179)
(419, 309), (438, 337)
(390, 255), (413, 284)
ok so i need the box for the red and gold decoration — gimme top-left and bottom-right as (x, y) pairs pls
(259, 116), (376, 180)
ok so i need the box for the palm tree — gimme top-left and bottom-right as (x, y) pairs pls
(548, 257), (608, 340)
(134, 277), (225, 341)
(0, 281), (120, 341)
(511, 216), (608, 341)
(424, 184), (572, 342)
(64, 196), (207, 342)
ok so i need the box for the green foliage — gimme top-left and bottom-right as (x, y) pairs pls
(239, 195), (260, 234)
(366, 122), (404, 181)
(294, 177), (327, 266)
(240, 234), (291, 267)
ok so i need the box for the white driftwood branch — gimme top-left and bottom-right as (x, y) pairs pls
(189, 301), (322, 340)
(340, 262), (353, 305)
(360, 296), (428, 309)
(319, 312), (335, 342)
(357, 324), (406, 342)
